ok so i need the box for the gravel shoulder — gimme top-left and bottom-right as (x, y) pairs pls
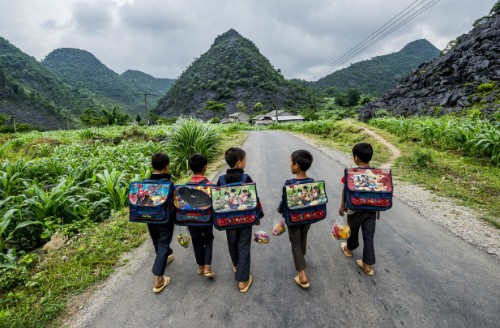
(293, 132), (500, 257)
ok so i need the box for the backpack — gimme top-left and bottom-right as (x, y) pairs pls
(211, 174), (261, 230)
(174, 179), (215, 227)
(282, 179), (328, 226)
(344, 168), (393, 211)
(128, 179), (174, 224)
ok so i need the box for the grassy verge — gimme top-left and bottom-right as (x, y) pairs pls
(0, 130), (248, 327)
(271, 119), (499, 228)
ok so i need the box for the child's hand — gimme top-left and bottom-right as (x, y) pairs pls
(276, 207), (282, 214)
(338, 205), (346, 216)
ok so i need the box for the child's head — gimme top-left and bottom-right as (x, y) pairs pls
(290, 149), (313, 174)
(352, 142), (373, 165)
(152, 153), (170, 173)
(188, 153), (208, 174)
(225, 147), (246, 169)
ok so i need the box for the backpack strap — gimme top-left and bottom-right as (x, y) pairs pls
(241, 173), (248, 183)
(218, 175), (227, 186)
(186, 178), (210, 186)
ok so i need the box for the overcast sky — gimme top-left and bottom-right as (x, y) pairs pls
(0, 0), (496, 81)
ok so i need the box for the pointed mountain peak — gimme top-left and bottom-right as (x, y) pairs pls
(400, 39), (439, 53)
(214, 29), (243, 45)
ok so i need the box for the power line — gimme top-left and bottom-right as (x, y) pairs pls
(311, 0), (427, 80)
(310, 0), (440, 81)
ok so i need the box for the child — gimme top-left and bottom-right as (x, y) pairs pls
(277, 149), (315, 288)
(339, 142), (377, 276)
(148, 153), (175, 293)
(217, 147), (254, 293)
(187, 153), (215, 278)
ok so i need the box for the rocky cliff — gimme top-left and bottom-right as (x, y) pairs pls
(358, 9), (499, 121)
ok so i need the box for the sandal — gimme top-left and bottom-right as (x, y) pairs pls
(294, 275), (310, 288)
(204, 271), (215, 278)
(340, 242), (352, 257)
(356, 259), (374, 276)
(239, 275), (253, 293)
(167, 255), (174, 265)
(152, 276), (171, 293)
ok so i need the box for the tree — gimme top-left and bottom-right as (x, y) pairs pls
(253, 102), (264, 112)
(101, 106), (129, 125)
(236, 101), (247, 112)
(346, 89), (361, 106)
(80, 108), (101, 127)
(202, 101), (226, 115)
(135, 114), (142, 124)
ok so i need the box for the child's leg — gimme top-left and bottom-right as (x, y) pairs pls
(300, 224), (311, 256)
(360, 213), (376, 265)
(151, 221), (174, 276)
(226, 229), (239, 267)
(202, 227), (214, 266)
(235, 227), (252, 283)
(287, 225), (307, 272)
(188, 226), (205, 267)
(346, 213), (362, 251)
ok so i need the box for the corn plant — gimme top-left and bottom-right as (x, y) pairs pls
(96, 169), (129, 211)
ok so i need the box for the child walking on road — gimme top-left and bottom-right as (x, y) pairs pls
(217, 147), (255, 292)
(277, 149), (316, 288)
(339, 142), (377, 276)
(148, 153), (175, 293)
(186, 153), (215, 278)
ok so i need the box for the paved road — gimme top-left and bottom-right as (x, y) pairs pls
(76, 131), (500, 328)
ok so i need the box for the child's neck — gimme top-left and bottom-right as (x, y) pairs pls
(153, 170), (169, 174)
(357, 162), (370, 167)
(295, 171), (308, 179)
(193, 172), (205, 176)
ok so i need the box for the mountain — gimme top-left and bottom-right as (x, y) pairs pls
(153, 29), (320, 118)
(310, 39), (440, 96)
(42, 48), (149, 115)
(121, 70), (174, 95)
(359, 4), (500, 121)
(0, 37), (95, 129)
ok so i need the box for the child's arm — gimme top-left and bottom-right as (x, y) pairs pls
(339, 186), (346, 216)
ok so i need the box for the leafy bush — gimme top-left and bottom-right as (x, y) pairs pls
(167, 118), (221, 174)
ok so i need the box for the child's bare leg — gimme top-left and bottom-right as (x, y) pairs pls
(154, 275), (164, 287)
(198, 265), (204, 274)
(204, 264), (212, 274)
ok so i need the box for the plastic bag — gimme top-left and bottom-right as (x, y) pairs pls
(272, 218), (286, 236)
(177, 228), (191, 248)
(332, 215), (351, 240)
(253, 230), (270, 244)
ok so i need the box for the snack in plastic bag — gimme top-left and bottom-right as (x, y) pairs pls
(272, 219), (286, 236)
(332, 215), (351, 240)
(253, 230), (270, 244)
(177, 231), (191, 248)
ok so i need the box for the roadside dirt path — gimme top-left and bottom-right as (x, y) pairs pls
(356, 125), (401, 168)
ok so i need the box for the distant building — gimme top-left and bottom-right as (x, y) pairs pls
(252, 110), (304, 125)
(221, 112), (250, 124)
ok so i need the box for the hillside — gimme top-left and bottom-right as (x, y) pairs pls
(42, 48), (148, 116)
(0, 37), (96, 129)
(154, 29), (320, 118)
(359, 5), (500, 120)
(310, 39), (440, 96)
(121, 70), (174, 96)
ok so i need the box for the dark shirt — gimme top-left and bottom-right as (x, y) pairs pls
(216, 168), (253, 185)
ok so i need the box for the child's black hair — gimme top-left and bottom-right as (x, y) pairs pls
(225, 147), (246, 168)
(291, 149), (313, 171)
(152, 153), (170, 170)
(188, 153), (208, 173)
(352, 142), (373, 163)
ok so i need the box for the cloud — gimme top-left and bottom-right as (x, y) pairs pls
(0, 0), (497, 81)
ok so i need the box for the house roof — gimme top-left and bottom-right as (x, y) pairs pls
(271, 115), (304, 121)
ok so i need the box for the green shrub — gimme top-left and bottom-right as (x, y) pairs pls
(412, 148), (434, 169)
(477, 82), (495, 93)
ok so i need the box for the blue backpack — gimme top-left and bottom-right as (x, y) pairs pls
(211, 174), (261, 230)
(128, 179), (174, 224)
(344, 168), (393, 211)
(174, 179), (215, 227)
(282, 179), (328, 226)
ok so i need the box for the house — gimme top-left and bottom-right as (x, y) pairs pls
(252, 110), (304, 125)
(222, 112), (250, 124)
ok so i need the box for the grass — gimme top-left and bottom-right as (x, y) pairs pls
(0, 127), (248, 327)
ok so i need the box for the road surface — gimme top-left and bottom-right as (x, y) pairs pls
(71, 131), (500, 328)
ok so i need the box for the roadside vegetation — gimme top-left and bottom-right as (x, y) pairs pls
(0, 119), (247, 327)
